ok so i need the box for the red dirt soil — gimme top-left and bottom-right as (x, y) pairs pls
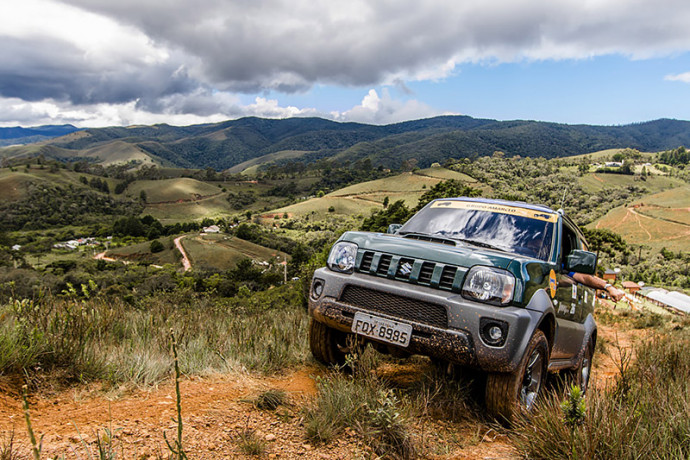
(0, 313), (641, 459)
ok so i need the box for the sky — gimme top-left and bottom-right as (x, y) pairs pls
(1, 0), (690, 128)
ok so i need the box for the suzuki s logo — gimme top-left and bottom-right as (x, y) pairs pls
(398, 262), (413, 276)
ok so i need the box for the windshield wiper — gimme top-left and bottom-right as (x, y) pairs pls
(453, 238), (506, 252)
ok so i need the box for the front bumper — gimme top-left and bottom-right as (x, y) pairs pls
(309, 268), (541, 373)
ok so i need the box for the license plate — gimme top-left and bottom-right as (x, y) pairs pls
(352, 312), (413, 347)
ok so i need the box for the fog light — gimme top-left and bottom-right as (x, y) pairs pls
(488, 326), (503, 341)
(480, 318), (509, 347)
(311, 279), (324, 300)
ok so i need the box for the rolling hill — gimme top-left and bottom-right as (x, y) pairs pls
(590, 185), (690, 252)
(3, 116), (690, 172)
(266, 166), (482, 220)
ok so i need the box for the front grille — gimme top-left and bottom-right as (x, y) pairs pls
(340, 285), (448, 328)
(356, 250), (464, 292)
(377, 254), (392, 275)
(439, 266), (458, 290)
(418, 262), (435, 284)
(360, 251), (374, 271)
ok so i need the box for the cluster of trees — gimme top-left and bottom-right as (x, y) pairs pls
(446, 156), (655, 226)
(658, 146), (689, 166)
(0, 183), (142, 231)
(80, 176), (110, 193)
(112, 215), (201, 240)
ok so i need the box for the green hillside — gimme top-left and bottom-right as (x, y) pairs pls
(268, 167), (481, 219)
(5, 116), (690, 172)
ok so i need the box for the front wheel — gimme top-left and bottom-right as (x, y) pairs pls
(485, 330), (549, 423)
(308, 319), (351, 366)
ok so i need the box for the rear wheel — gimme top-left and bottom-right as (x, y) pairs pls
(308, 319), (351, 366)
(485, 330), (549, 423)
(572, 338), (594, 393)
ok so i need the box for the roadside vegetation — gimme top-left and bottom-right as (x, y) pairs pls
(512, 326), (690, 459)
(0, 146), (689, 456)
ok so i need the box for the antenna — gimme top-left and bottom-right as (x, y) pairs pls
(560, 186), (569, 208)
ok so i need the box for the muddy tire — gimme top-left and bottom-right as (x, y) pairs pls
(571, 338), (594, 393)
(485, 330), (549, 423)
(309, 319), (350, 366)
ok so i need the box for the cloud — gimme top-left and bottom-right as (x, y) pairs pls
(3, 0), (690, 126)
(665, 72), (690, 83)
(0, 89), (446, 128)
(337, 89), (452, 125)
(61, 0), (690, 90)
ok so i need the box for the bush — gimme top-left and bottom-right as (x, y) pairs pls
(150, 240), (165, 253)
(512, 330), (690, 459)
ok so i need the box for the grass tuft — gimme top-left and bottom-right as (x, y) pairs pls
(254, 388), (287, 411)
(512, 329), (690, 459)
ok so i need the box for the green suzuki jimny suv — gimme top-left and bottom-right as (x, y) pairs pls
(308, 197), (598, 421)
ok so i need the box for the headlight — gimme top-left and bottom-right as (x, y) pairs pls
(327, 242), (358, 273)
(461, 266), (515, 305)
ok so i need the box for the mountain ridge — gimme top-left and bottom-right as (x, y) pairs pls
(2, 116), (689, 170)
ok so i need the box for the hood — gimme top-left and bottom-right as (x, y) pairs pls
(340, 231), (516, 270)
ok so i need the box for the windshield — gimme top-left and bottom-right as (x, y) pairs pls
(399, 200), (556, 260)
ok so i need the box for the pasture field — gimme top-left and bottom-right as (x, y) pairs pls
(181, 233), (288, 271)
(80, 140), (161, 166)
(0, 167), (120, 202)
(228, 149), (311, 174)
(124, 178), (223, 203)
(106, 236), (179, 265)
(592, 205), (690, 253)
(578, 172), (685, 195)
(270, 167), (481, 219)
(566, 148), (655, 161)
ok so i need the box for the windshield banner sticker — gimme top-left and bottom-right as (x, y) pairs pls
(431, 201), (558, 222)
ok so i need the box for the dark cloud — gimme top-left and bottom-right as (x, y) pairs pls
(58, 0), (690, 94)
(3, 0), (690, 123)
(0, 35), (200, 107)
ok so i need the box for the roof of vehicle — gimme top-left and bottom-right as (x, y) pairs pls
(431, 197), (557, 214)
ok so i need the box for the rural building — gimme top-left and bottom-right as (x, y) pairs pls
(602, 269), (617, 282)
(203, 225), (221, 233)
(637, 288), (690, 315)
(622, 281), (641, 293)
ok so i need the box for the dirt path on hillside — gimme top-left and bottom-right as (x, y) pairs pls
(0, 318), (642, 460)
(628, 208), (653, 241)
(174, 235), (192, 271)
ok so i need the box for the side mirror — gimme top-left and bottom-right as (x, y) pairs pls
(387, 224), (402, 234)
(565, 249), (597, 275)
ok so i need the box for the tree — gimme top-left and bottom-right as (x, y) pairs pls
(150, 240), (165, 253)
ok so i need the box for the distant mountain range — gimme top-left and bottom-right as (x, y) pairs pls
(0, 124), (80, 147)
(2, 117), (690, 170)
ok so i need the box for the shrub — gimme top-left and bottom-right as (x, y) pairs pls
(512, 330), (690, 459)
(150, 240), (165, 253)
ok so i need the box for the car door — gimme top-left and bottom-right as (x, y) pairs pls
(551, 219), (591, 359)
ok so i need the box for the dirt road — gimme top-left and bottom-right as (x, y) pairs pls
(174, 235), (192, 271)
(0, 309), (642, 459)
